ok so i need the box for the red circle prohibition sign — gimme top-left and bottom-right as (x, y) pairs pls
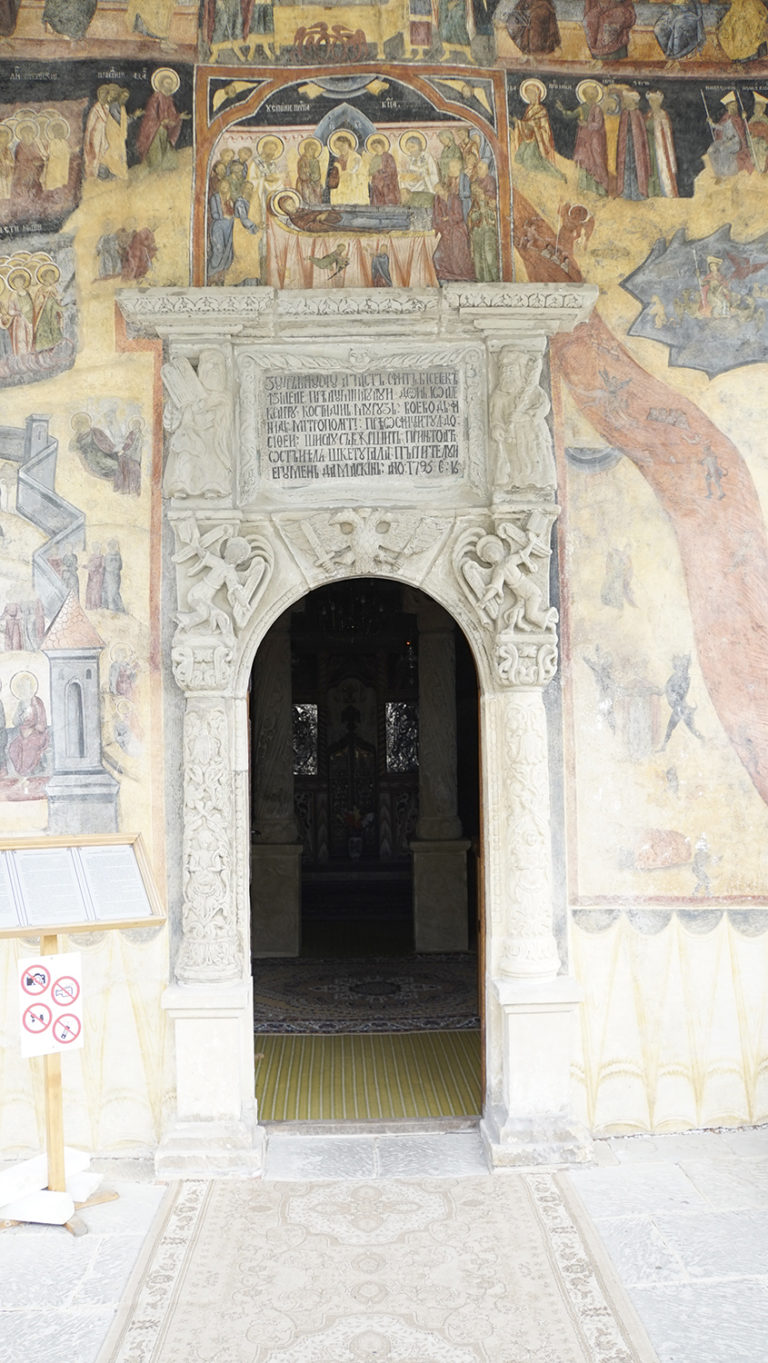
(23, 1002), (52, 1033)
(53, 1013), (81, 1044)
(52, 976), (80, 1006)
(21, 965), (51, 996)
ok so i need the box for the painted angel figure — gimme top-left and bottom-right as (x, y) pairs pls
(173, 519), (269, 641)
(462, 519), (557, 634)
(162, 349), (233, 498)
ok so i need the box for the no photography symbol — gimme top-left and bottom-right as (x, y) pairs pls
(21, 965), (51, 995)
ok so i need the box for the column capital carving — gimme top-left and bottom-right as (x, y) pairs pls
(453, 507), (559, 690)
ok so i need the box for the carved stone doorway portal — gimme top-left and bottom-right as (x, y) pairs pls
(119, 283), (597, 1176)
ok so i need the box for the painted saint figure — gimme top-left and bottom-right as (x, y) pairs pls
(748, 92), (768, 172)
(556, 82), (610, 197)
(11, 123), (45, 212)
(136, 68), (189, 172)
(646, 91), (678, 197)
(505, 0), (560, 53)
(33, 263), (64, 351)
(583, 0), (636, 57)
(432, 158), (475, 282)
(366, 134), (400, 207)
(718, 0), (768, 60)
(9, 672), (48, 778)
(325, 130), (368, 206)
(398, 131), (438, 206)
(616, 88), (650, 200)
(513, 79), (565, 181)
(296, 137), (323, 204)
(707, 91), (753, 180)
(653, 0), (705, 58)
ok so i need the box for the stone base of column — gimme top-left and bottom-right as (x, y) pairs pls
(411, 838), (471, 952)
(481, 974), (592, 1167)
(155, 1116), (265, 1179)
(250, 842), (303, 957)
(157, 981), (264, 1178)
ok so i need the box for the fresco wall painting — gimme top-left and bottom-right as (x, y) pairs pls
(1, 0), (768, 1153)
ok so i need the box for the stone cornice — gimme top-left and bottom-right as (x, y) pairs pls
(117, 283), (597, 342)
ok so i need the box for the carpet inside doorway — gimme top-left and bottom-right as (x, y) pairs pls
(255, 1029), (482, 1121)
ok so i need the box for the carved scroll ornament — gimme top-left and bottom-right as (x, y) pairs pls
(176, 702), (240, 982)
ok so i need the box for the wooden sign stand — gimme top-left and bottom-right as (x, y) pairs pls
(0, 834), (166, 1236)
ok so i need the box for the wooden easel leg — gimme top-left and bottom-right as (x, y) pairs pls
(41, 934), (66, 1194)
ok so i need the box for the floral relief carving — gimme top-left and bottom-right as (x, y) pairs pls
(497, 692), (560, 976)
(176, 702), (240, 983)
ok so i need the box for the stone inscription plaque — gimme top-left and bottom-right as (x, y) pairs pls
(263, 368), (462, 485)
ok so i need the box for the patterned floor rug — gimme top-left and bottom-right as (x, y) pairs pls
(255, 1030), (482, 1120)
(253, 954), (480, 1034)
(99, 1175), (658, 1363)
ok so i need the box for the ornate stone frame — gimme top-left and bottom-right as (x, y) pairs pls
(118, 283), (597, 1174)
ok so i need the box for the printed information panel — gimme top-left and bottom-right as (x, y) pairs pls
(263, 368), (462, 485)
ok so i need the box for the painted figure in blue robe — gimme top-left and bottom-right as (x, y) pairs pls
(653, 0), (705, 58)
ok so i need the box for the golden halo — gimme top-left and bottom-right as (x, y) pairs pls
(36, 261), (60, 284)
(257, 133), (284, 159)
(576, 79), (604, 104)
(299, 136), (322, 156)
(328, 128), (358, 156)
(520, 78), (547, 104)
(272, 188), (301, 217)
(365, 132), (390, 153)
(47, 117), (71, 138)
(8, 267), (32, 289)
(399, 129), (427, 154)
(10, 670), (38, 702)
(151, 67), (180, 94)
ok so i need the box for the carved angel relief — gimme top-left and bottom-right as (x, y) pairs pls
(281, 508), (451, 578)
(162, 349), (234, 499)
(489, 347), (556, 496)
(454, 511), (558, 687)
(171, 516), (273, 689)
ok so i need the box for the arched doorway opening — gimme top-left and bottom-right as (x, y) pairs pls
(249, 578), (482, 1123)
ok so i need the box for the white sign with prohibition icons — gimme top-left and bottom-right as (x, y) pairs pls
(18, 953), (84, 1058)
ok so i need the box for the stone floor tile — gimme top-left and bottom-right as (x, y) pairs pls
(718, 1126), (768, 1159)
(375, 1131), (488, 1179)
(678, 1157), (768, 1211)
(567, 1163), (705, 1219)
(264, 1133), (377, 1181)
(0, 1306), (115, 1363)
(651, 1208), (768, 1279)
(70, 1234), (148, 1306)
(609, 1132), (727, 1164)
(582, 1214), (688, 1287)
(0, 1228), (99, 1309)
(628, 1279), (768, 1363)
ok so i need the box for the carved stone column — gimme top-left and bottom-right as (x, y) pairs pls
(455, 502), (588, 1163)
(251, 614), (303, 956)
(157, 510), (273, 1177)
(411, 599), (469, 952)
